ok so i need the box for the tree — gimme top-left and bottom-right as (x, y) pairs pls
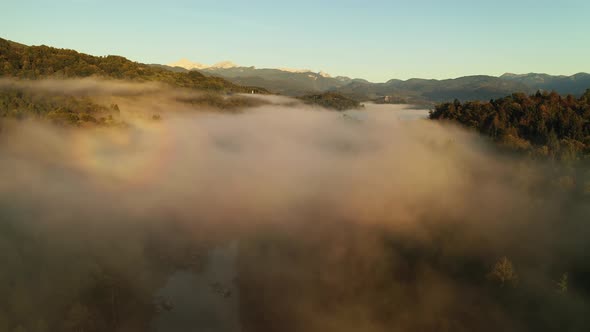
(556, 273), (568, 294)
(488, 256), (518, 287)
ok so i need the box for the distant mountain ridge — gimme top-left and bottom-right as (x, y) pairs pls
(167, 59), (353, 96)
(165, 57), (590, 103)
(500, 72), (590, 96)
(331, 73), (590, 104)
(169, 58), (330, 76)
(332, 75), (535, 104)
(200, 66), (354, 96)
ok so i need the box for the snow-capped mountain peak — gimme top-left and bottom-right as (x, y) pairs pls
(168, 59), (239, 70)
(169, 59), (333, 78)
(278, 67), (313, 73)
(168, 58), (209, 70)
(210, 61), (238, 69)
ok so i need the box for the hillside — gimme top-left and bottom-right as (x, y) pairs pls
(297, 92), (361, 111)
(0, 37), (267, 94)
(0, 37), (275, 127)
(0, 87), (126, 127)
(430, 90), (590, 159)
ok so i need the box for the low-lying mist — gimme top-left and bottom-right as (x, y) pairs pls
(1, 79), (589, 332)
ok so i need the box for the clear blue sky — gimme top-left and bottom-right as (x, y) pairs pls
(1, 0), (589, 82)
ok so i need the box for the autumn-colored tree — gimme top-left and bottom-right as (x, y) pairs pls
(488, 256), (519, 287)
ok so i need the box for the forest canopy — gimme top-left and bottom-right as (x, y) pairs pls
(297, 92), (361, 111)
(430, 90), (590, 159)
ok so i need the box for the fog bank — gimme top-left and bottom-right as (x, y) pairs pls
(1, 79), (589, 332)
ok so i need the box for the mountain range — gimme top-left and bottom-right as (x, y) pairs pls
(1, 36), (589, 105)
(168, 58), (590, 104)
(160, 60), (355, 96)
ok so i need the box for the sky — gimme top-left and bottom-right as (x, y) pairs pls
(1, 0), (589, 82)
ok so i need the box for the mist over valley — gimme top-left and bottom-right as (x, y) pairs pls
(2, 2), (590, 330)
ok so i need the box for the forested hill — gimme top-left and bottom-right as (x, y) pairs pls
(0, 38), (267, 93)
(297, 92), (361, 111)
(430, 90), (590, 159)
